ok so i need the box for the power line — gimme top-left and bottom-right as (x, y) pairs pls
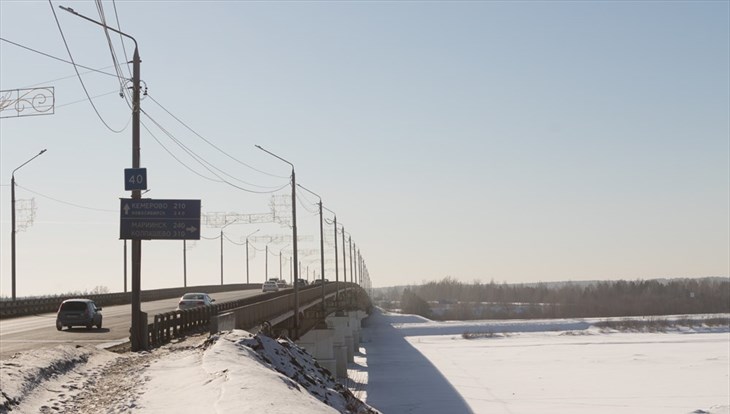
(96, 0), (132, 106)
(141, 110), (290, 194)
(48, 0), (127, 133)
(0, 38), (123, 80)
(147, 94), (289, 180)
(224, 234), (246, 246)
(15, 183), (116, 212)
(111, 0), (131, 79)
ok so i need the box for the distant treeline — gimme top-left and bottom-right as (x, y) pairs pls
(379, 277), (730, 320)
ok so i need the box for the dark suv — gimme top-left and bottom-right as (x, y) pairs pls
(56, 299), (103, 330)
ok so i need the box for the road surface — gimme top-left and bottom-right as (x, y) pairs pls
(0, 288), (268, 359)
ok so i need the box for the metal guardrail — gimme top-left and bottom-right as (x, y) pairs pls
(0, 284), (261, 319)
(146, 283), (363, 348)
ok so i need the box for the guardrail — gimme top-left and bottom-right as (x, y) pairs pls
(146, 283), (362, 348)
(0, 283), (261, 319)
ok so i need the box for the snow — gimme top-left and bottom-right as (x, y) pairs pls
(1, 331), (378, 414)
(1, 310), (728, 413)
(361, 309), (730, 414)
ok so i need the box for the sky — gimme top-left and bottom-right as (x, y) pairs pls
(0, 0), (728, 297)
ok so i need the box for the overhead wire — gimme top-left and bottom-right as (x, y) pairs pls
(141, 110), (290, 193)
(111, 0), (131, 78)
(140, 119), (227, 183)
(147, 94), (289, 180)
(95, 0), (132, 107)
(56, 90), (122, 109)
(0, 38), (123, 80)
(223, 234), (246, 246)
(15, 184), (116, 212)
(48, 0), (128, 133)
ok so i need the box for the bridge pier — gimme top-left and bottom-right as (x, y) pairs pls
(327, 312), (352, 378)
(297, 327), (337, 376)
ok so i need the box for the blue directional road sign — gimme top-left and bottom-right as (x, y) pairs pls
(124, 168), (148, 191)
(120, 198), (201, 240)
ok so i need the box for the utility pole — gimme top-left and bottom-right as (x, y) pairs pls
(297, 184), (326, 311)
(255, 145), (299, 338)
(183, 240), (187, 287)
(342, 226), (347, 288)
(327, 212), (339, 303)
(220, 229), (224, 285)
(60, 6), (144, 351)
(10, 149), (47, 300)
(245, 229), (259, 284)
(124, 240), (127, 292)
(349, 235), (353, 284)
(265, 243), (269, 281)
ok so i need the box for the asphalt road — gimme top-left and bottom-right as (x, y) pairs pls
(0, 288), (268, 359)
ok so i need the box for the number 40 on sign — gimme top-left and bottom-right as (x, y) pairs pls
(124, 168), (147, 191)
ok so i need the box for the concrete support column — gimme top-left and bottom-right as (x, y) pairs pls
(297, 328), (337, 376)
(349, 311), (362, 354)
(327, 314), (353, 376)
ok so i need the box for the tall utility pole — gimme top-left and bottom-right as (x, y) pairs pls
(278, 244), (289, 280)
(61, 6), (143, 351)
(349, 235), (353, 284)
(323, 206), (338, 303)
(265, 243), (269, 281)
(353, 243), (357, 285)
(297, 184), (326, 311)
(341, 226), (347, 288)
(11, 149), (47, 300)
(255, 145), (299, 338)
(245, 229), (259, 284)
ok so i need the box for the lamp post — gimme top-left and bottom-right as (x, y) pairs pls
(255, 145), (300, 338)
(220, 219), (238, 285)
(297, 184), (326, 312)
(245, 229), (260, 284)
(323, 206), (339, 303)
(279, 244), (289, 280)
(265, 242), (270, 281)
(60, 5), (146, 351)
(10, 149), (47, 301)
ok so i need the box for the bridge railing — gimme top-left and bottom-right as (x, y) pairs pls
(0, 283), (261, 319)
(146, 283), (361, 348)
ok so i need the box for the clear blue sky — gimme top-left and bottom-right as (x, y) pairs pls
(1, 1), (728, 296)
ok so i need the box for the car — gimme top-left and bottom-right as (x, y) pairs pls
(56, 298), (102, 330)
(177, 293), (215, 310)
(262, 281), (279, 292)
(276, 279), (287, 289)
(296, 279), (308, 287)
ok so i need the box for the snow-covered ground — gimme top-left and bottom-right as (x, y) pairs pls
(360, 309), (730, 414)
(1, 310), (728, 413)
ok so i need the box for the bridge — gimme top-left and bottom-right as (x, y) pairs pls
(0, 282), (372, 378)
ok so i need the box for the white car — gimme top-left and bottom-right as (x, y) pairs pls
(177, 293), (214, 310)
(262, 281), (279, 292)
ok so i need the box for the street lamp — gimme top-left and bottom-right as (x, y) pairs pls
(60, 5), (146, 351)
(297, 184), (326, 312)
(323, 206), (339, 303)
(220, 218), (239, 285)
(255, 144), (300, 338)
(245, 229), (260, 284)
(10, 149), (46, 301)
(279, 244), (289, 281)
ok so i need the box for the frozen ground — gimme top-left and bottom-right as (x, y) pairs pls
(0, 331), (378, 414)
(1, 310), (728, 413)
(360, 309), (730, 414)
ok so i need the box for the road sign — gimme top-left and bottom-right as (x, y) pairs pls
(120, 198), (201, 240)
(124, 168), (148, 191)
